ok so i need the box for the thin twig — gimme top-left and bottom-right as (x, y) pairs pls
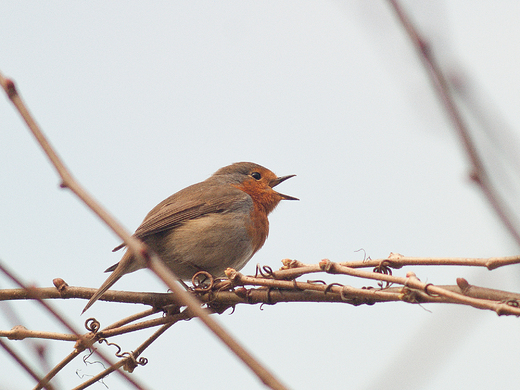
(73, 321), (175, 390)
(274, 254), (520, 280)
(322, 260), (520, 316)
(337, 254), (520, 270)
(3, 266), (520, 309)
(0, 299), (52, 376)
(0, 261), (147, 390)
(1, 326), (78, 342)
(0, 338), (54, 390)
(98, 312), (190, 339)
(0, 285), (176, 307)
(102, 308), (160, 331)
(34, 349), (82, 390)
(227, 261), (520, 316)
(387, 0), (520, 246)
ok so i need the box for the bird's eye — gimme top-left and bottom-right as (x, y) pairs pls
(251, 172), (262, 180)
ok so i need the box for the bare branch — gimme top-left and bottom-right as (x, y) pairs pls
(0, 338), (54, 390)
(337, 253), (520, 270)
(387, 0), (520, 245)
(323, 260), (520, 315)
(1, 326), (77, 342)
(3, 259), (520, 312)
(0, 261), (148, 390)
(34, 350), (82, 390)
(2, 256), (520, 389)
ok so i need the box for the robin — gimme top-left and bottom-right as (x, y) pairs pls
(83, 162), (297, 312)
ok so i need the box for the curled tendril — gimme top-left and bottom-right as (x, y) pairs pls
(340, 288), (360, 305)
(373, 260), (393, 275)
(85, 318), (101, 333)
(98, 338), (125, 358)
(82, 348), (101, 366)
(307, 279), (326, 285)
(378, 280), (391, 289)
(373, 260), (393, 289)
(255, 264), (275, 278)
(123, 352), (148, 366)
(354, 248), (370, 262)
(292, 279), (304, 291)
(339, 287), (348, 301)
(324, 283), (343, 294)
(136, 356), (148, 366)
(424, 283), (439, 297)
(191, 271), (214, 292)
(95, 338), (149, 370)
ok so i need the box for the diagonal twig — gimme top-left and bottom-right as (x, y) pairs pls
(0, 338), (54, 390)
(0, 72), (288, 390)
(0, 261), (148, 390)
(387, 0), (520, 246)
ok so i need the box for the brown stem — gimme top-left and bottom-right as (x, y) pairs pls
(387, 0), (520, 245)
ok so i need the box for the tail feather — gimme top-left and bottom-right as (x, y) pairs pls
(104, 262), (119, 273)
(82, 262), (126, 314)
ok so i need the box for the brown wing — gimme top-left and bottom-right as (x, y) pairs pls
(113, 180), (251, 251)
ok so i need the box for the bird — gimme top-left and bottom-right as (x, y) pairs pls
(83, 162), (297, 312)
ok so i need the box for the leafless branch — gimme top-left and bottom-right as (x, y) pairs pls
(387, 0), (520, 245)
(0, 261), (148, 390)
(337, 253), (520, 270)
(1, 253), (520, 389)
(2, 259), (520, 317)
(0, 338), (54, 390)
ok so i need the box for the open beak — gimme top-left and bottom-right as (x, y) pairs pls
(270, 174), (299, 201)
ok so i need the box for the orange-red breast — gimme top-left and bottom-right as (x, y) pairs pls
(83, 162), (297, 312)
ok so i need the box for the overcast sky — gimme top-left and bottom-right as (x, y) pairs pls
(2, 2), (520, 389)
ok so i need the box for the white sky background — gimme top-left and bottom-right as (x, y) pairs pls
(2, 1), (520, 389)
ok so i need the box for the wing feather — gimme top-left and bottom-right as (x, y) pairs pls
(113, 181), (250, 251)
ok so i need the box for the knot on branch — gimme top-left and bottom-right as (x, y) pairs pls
(403, 271), (420, 287)
(224, 268), (241, 286)
(319, 259), (334, 273)
(72, 318), (101, 352)
(122, 352), (149, 373)
(7, 325), (28, 340)
(456, 277), (470, 293)
(281, 259), (305, 269)
(339, 286), (376, 306)
(52, 278), (69, 294)
(400, 288), (424, 303)
(496, 300), (520, 317)
(4, 78), (17, 98)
